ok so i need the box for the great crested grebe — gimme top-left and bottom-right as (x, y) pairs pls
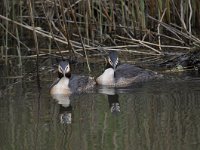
(96, 51), (161, 87)
(50, 60), (96, 96)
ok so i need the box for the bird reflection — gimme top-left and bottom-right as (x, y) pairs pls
(97, 85), (121, 114)
(107, 94), (120, 114)
(51, 93), (73, 124)
(59, 104), (72, 124)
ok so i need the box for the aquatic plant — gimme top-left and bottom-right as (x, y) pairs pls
(0, 0), (199, 69)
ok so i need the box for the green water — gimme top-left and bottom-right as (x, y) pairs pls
(0, 73), (200, 150)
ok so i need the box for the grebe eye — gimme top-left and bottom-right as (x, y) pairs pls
(108, 58), (112, 65)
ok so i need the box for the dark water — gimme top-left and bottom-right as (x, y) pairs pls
(0, 69), (200, 150)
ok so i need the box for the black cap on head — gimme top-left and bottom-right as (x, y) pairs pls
(59, 60), (69, 70)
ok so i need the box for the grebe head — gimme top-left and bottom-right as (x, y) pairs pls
(108, 51), (119, 70)
(58, 60), (71, 78)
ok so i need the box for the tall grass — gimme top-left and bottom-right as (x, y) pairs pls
(0, 0), (200, 67)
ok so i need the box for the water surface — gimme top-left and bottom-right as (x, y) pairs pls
(0, 69), (200, 150)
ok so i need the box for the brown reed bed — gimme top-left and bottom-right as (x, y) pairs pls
(0, 0), (200, 71)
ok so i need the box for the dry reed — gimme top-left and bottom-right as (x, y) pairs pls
(0, 0), (199, 69)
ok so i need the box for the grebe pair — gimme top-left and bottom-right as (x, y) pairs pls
(50, 51), (160, 95)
